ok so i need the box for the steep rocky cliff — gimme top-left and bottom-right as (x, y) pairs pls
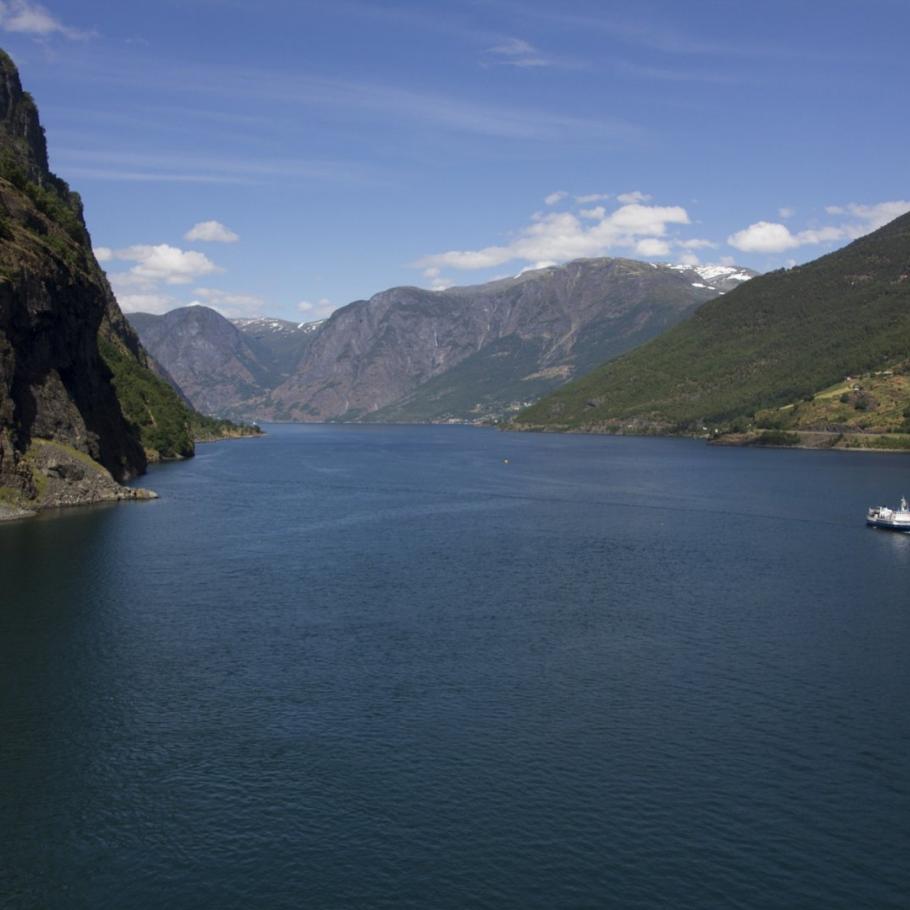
(0, 48), (231, 518)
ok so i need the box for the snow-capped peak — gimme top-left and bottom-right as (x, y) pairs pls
(669, 263), (754, 283)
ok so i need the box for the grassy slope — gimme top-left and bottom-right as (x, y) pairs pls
(99, 335), (259, 461)
(516, 213), (910, 433)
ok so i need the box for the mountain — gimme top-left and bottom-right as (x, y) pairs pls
(262, 259), (754, 423)
(132, 258), (753, 423)
(127, 308), (325, 418)
(514, 212), (910, 439)
(232, 315), (325, 380)
(0, 49), (252, 519)
(128, 306), (277, 416)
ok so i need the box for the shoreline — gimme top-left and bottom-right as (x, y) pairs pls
(508, 422), (910, 454)
(1, 430), (262, 525)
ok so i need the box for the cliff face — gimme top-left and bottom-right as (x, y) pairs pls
(127, 309), (324, 419)
(0, 48), (184, 514)
(258, 259), (754, 423)
(129, 307), (278, 416)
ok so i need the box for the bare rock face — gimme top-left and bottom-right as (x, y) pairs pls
(130, 260), (755, 424)
(257, 258), (755, 422)
(128, 308), (324, 419)
(0, 49), (151, 510)
(128, 307), (278, 416)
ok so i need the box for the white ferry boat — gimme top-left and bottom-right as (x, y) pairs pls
(867, 497), (910, 532)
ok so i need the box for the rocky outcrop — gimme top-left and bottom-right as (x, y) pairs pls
(23, 437), (156, 506)
(0, 48), (207, 518)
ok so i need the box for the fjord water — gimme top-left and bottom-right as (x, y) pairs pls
(1, 426), (908, 909)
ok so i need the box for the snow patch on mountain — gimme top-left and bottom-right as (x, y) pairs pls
(671, 264), (754, 283)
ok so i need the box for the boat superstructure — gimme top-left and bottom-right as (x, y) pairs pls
(867, 497), (910, 532)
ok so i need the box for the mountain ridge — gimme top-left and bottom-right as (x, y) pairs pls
(514, 211), (910, 440)
(129, 257), (755, 423)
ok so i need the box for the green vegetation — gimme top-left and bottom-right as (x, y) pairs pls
(516, 212), (910, 435)
(842, 433), (910, 451)
(99, 336), (196, 458)
(0, 485), (25, 506)
(99, 335), (260, 460)
(752, 366), (910, 435)
(369, 335), (549, 423)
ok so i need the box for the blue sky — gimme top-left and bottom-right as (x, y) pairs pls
(2, 0), (908, 320)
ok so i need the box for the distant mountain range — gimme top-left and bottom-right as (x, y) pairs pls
(127, 309), (324, 417)
(515, 211), (910, 442)
(128, 259), (755, 422)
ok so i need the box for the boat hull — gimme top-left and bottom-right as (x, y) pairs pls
(866, 518), (910, 532)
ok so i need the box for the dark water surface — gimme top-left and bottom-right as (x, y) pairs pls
(2, 425), (909, 909)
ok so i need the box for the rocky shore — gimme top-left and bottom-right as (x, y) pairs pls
(0, 438), (157, 522)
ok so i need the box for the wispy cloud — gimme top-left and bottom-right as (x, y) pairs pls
(64, 168), (256, 185)
(486, 37), (551, 68)
(482, 37), (585, 70)
(55, 148), (378, 186)
(0, 0), (91, 39)
(58, 54), (639, 145)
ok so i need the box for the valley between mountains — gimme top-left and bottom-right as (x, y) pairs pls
(3, 42), (910, 523)
(128, 260), (754, 424)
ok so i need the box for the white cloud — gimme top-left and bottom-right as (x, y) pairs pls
(728, 200), (910, 253)
(108, 244), (220, 285)
(636, 238), (670, 256)
(575, 193), (611, 204)
(778, 207), (795, 219)
(417, 202), (691, 272)
(184, 220), (240, 243)
(727, 221), (803, 253)
(676, 251), (701, 266)
(0, 0), (89, 38)
(677, 237), (716, 249)
(190, 287), (266, 318)
(93, 246), (113, 262)
(544, 190), (568, 206)
(579, 205), (606, 220)
(617, 190), (653, 204)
